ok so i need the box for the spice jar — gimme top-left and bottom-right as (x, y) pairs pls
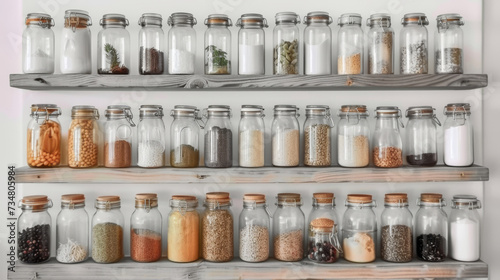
(61, 10), (92, 74)
(168, 195), (200, 262)
(337, 105), (370, 167)
(137, 105), (165, 168)
(170, 105), (202, 168)
(68, 105), (99, 168)
(201, 192), (234, 262)
(239, 194), (271, 262)
(342, 194), (377, 263)
(400, 13), (429, 74)
(203, 105), (233, 168)
(373, 106), (404, 168)
(367, 14), (394, 74)
(138, 13), (164, 75)
(415, 193), (448, 262)
(272, 105), (300, 167)
(307, 193), (340, 258)
(273, 193), (305, 262)
(130, 193), (162, 262)
(97, 14), (130, 74)
(380, 193), (413, 263)
(273, 12), (300, 75)
(435, 14), (464, 74)
(304, 105), (334, 166)
(56, 194), (89, 263)
(27, 104), (61, 168)
(449, 195), (481, 262)
(443, 103), (473, 166)
(337, 13), (363, 75)
(239, 105), (265, 167)
(308, 193), (339, 231)
(104, 105), (135, 168)
(22, 13), (55, 74)
(236, 13), (268, 75)
(168, 12), (197, 74)
(18, 195), (53, 264)
(204, 14), (232, 74)
(92, 196), (124, 263)
(303, 12), (333, 75)
(405, 106), (440, 166)
(307, 218), (341, 263)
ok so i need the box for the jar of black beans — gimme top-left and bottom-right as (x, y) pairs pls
(415, 193), (448, 262)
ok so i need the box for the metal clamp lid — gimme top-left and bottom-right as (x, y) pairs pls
(71, 105), (100, 119)
(305, 105), (334, 127)
(375, 106), (404, 128)
(451, 194), (481, 210)
(139, 105), (164, 118)
(105, 105), (136, 126)
(100, 13), (129, 27)
(236, 13), (268, 28)
(168, 12), (197, 26)
(138, 13), (163, 27)
(64, 10), (92, 31)
(437, 13), (464, 30)
(338, 13), (362, 26)
(26, 13), (55, 28)
(304, 11), (333, 25)
(275, 12), (300, 24)
(406, 106), (441, 126)
(30, 104), (62, 119)
(401, 13), (428, 26)
(241, 105), (265, 117)
(274, 104), (300, 117)
(367, 13), (392, 27)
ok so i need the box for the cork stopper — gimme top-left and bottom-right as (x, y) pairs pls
(310, 218), (335, 232)
(347, 194), (373, 203)
(277, 193), (301, 203)
(420, 193), (443, 203)
(172, 195), (197, 201)
(385, 193), (408, 204)
(313, 193), (334, 203)
(21, 195), (51, 210)
(340, 105), (367, 113)
(244, 194), (266, 203)
(61, 194), (85, 204)
(170, 195), (198, 208)
(96, 195), (120, 202)
(206, 192), (230, 203)
(135, 193), (158, 208)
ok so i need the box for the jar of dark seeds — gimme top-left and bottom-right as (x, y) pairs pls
(366, 14), (394, 74)
(273, 193), (305, 262)
(304, 105), (334, 166)
(138, 13), (164, 75)
(415, 193), (448, 262)
(203, 105), (233, 168)
(372, 106), (404, 168)
(307, 218), (341, 263)
(435, 14), (464, 74)
(400, 13), (429, 74)
(92, 196), (124, 263)
(405, 106), (441, 166)
(239, 194), (270, 262)
(273, 12), (300, 75)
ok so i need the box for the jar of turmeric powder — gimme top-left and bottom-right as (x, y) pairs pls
(168, 195), (199, 262)
(27, 104), (61, 167)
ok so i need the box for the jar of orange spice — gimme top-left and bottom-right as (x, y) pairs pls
(168, 195), (200, 262)
(27, 104), (61, 167)
(130, 193), (162, 262)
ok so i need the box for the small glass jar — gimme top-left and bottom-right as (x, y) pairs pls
(138, 13), (164, 75)
(168, 195), (200, 263)
(272, 105), (300, 167)
(170, 105), (203, 168)
(367, 14), (394, 74)
(68, 106), (100, 168)
(61, 10), (92, 74)
(236, 13), (268, 75)
(304, 105), (334, 166)
(203, 105), (233, 168)
(373, 106), (404, 168)
(443, 103), (473, 166)
(303, 12), (333, 75)
(18, 195), (53, 264)
(104, 105), (135, 168)
(435, 14), (464, 74)
(449, 195), (481, 262)
(337, 105), (370, 167)
(22, 13), (55, 74)
(239, 105), (265, 167)
(337, 13), (363, 75)
(273, 12), (300, 75)
(415, 193), (447, 262)
(405, 106), (441, 166)
(239, 194), (271, 262)
(137, 105), (165, 168)
(204, 14), (232, 74)
(130, 193), (162, 262)
(201, 192), (234, 262)
(92, 196), (124, 263)
(400, 13), (429, 74)
(307, 193), (339, 238)
(97, 14), (130, 74)
(56, 194), (89, 263)
(168, 12), (197, 74)
(307, 218), (341, 263)
(273, 193), (305, 262)
(27, 104), (61, 168)
(342, 194), (377, 263)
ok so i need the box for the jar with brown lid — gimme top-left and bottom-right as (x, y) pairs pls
(239, 194), (271, 262)
(92, 196), (124, 263)
(373, 106), (404, 168)
(415, 193), (447, 262)
(168, 195), (200, 262)
(27, 104), (61, 168)
(104, 105), (135, 168)
(56, 194), (89, 263)
(337, 105), (370, 167)
(273, 193), (305, 261)
(68, 105), (100, 168)
(130, 193), (162, 262)
(307, 218), (341, 263)
(205, 14), (232, 74)
(61, 10), (92, 74)
(307, 193), (339, 237)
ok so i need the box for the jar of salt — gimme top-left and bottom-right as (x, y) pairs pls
(449, 195), (481, 262)
(22, 13), (55, 74)
(137, 105), (166, 168)
(61, 10), (92, 74)
(167, 13), (197, 74)
(303, 11), (333, 75)
(443, 103), (473, 166)
(236, 14), (268, 75)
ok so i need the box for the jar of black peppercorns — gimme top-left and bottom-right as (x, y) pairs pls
(18, 195), (53, 264)
(307, 218), (341, 263)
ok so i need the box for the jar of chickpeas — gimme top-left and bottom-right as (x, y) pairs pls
(27, 104), (61, 167)
(68, 105), (100, 168)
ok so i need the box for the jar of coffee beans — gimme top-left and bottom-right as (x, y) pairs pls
(415, 193), (448, 262)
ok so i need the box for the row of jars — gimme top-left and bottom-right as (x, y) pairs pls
(18, 192), (481, 264)
(23, 11), (464, 75)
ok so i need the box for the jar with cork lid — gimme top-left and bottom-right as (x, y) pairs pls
(400, 13), (429, 74)
(27, 104), (61, 168)
(168, 12), (197, 74)
(239, 105), (265, 168)
(273, 193), (305, 262)
(307, 218), (341, 263)
(366, 14), (394, 74)
(236, 13), (268, 75)
(168, 195), (200, 263)
(170, 106), (203, 168)
(130, 193), (162, 262)
(303, 11), (333, 75)
(138, 13), (164, 75)
(372, 106), (404, 168)
(415, 193), (447, 262)
(435, 14), (464, 74)
(92, 196), (124, 263)
(22, 13), (55, 74)
(203, 105), (233, 168)
(104, 105), (135, 168)
(137, 105), (165, 168)
(337, 13), (363, 75)
(97, 14), (130, 74)
(68, 105), (100, 168)
(443, 103), (473, 167)
(449, 195), (481, 262)
(239, 194), (271, 262)
(337, 105), (370, 167)
(56, 194), (89, 263)
(272, 105), (300, 167)
(405, 106), (441, 166)
(304, 105), (334, 166)
(273, 12), (300, 75)
(204, 14), (232, 74)
(307, 193), (339, 234)
(61, 10), (92, 74)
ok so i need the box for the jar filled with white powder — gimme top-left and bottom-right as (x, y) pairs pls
(449, 195), (481, 262)
(61, 10), (92, 74)
(167, 13), (197, 74)
(337, 105), (370, 167)
(272, 105), (300, 167)
(239, 105), (265, 167)
(22, 13), (55, 74)
(137, 105), (166, 168)
(443, 103), (473, 166)
(236, 14), (268, 75)
(303, 11), (333, 75)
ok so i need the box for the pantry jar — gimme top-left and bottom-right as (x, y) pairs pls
(239, 194), (271, 262)
(22, 13), (55, 74)
(307, 218), (341, 263)
(304, 105), (334, 166)
(203, 105), (233, 168)
(237, 13), (268, 75)
(61, 10), (92, 74)
(273, 193), (305, 262)
(405, 106), (440, 166)
(92, 196), (124, 263)
(168, 12), (197, 74)
(435, 14), (464, 74)
(168, 195), (200, 262)
(18, 195), (53, 264)
(367, 14), (394, 74)
(415, 193), (448, 262)
(27, 104), (61, 168)
(373, 106), (404, 168)
(56, 194), (89, 263)
(273, 12), (300, 75)
(137, 105), (165, 168)
(104, 105), (135, 168)
(449, 195), (481, 262)
(307, 193), (339, 245)
(303, 11), (333, 75)
(130, 193), (162, 262)
(337, 105), (370, 167)
(239, 105), (265, 167)
(204, 14), (232, 74)
(400, 13), (429, 74)
(337, 13), (363, 75)
(138, 13), (164, 75)
(272, 105), (300, 167)
(443, 103), (473, 166)
(170, 105), (203, 168)
(97, 14), (130, 74)
(68, 105), (100, 168)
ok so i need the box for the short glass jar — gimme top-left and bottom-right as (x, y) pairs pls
(372, 106), (404, 168)
(97, 14), (130, 74)
(443, 103), (473, 166)
(23, 13), (55, 74)
(104, 105), (135, 168)
(400, 13), (429, 74)
(415, 193), (447, 262)
(273, 12), (300, 75)
(307, 218), (341, 263)
(170, 105), (202, 168)
(239, 105), (265, 167)
(130, 193), (162, 262)
(366, 14), (394, 74)
(337, 105), (370, 167)
(27, 104), (61, 168)
(435, 14), (464, 74)
(273, 193), (305, 262)
(405, 106), (440, 166)
(237, 13), (268, 75)
(138, 13), (164, 75)
(168, 13), (197, 74)
(137, 105), (165, 168)
(168, 195), (200, 262)
(272, 105), (300, 167)
(303, 12), (333, 75)
(203, 105), (233, 168)
(449, 195), (481, 262)
(68, 106), (100, 168)
(304, 105), (334, 166)
(92, 196), (124, 263)
(239, 194), (271, 262)
(337, 13), (363, 75)
(56, 194), (89, 263)
(61, 10), (92, 74)
(204, 14), (232, 74)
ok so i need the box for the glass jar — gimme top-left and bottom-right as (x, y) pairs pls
(61, 10), (92, 74)
(307, 193), (339, 244)
(97, 14), (130, 74)
(203, 105), (233, 168)
(239, 194), (271, 262)
(443, 103), (473, 166)
(303, 12), (332, 75)
(367, 14), (394, 74)
(27, 104), (61, 168)
(342, 194), (377, 263)
(337, 13), (363, 75)
(272, 105), (300, 167)
(405, 106), (440, 166)
(304, 105), (334, 166)
(92, 196), (124, 263)
(239, 105), (265, 167)
(337, 105), (370, 167)
(22, 13), (55, 74)
(130, 193), (162, 262)
(415, 193), (447, 262)
(449, 195), (481, 262)
(137, 105), (165, 168)
(138, 13), (164, 75)
(373, 106), (404, 168)
(236, 13), (268, 75)
(380, 193), (413, 263)
(168, 12), (197, 74)
(435, 14), (464, 74)
(273, 193), (305, 262)
(18, 195), (53, 264)
(168, 195), (200, 263)
(273, 12), (300, 75)
(56, 194), (89, 263)
(400, 13), (428, 74)
(68, 105), (100, 168)
(170, 105), (203, 168)
(204, 14), (232, 74)
(307, 218), (341, 263)
(104, 105), (135, 168)
(201, 192), (234, 262)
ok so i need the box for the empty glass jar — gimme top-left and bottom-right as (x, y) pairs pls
(92, 196), (124, 263)
(272, 105), (300, 167)
(337, 105), (370, 167)
(137, 105), (165, 168)
(239, 105), (265, 167)
(23, 13), (55, 74)
(415, 193), (447, 262)
(435, 14), (464, 74)
(273, 12), (300, 75)
(27, 104), (61, 168)
(400, 13), (429, 74)
(97, 14), (130, 74)
(68, 106), (100, 168)
(237, 13), (268, 75)
(130, 193), (162, 262)
(303, 12), (333, 75)
(239, 194), (271, 262)
(204, 105), (233, 168)
(373, 106), (403, 168)
(273, 193), (305, 262)
(449, 195), (481, 262)
(204, 14), (232, 74)
(138, 13), (164, 75)
(61, 10), (92, 74)
(168, 13), (197, 74)
(337, 13), (363, 75)
(104, 105), (135, 168)
(443, 103), (473, 166)
(405, 106), (440, 166)
(170, 105), (202, 168)
(56, 194), (89, 263)
(367, 14), (394, 74)
(168, 195), (200, 262)
(304, 105), (334, 166)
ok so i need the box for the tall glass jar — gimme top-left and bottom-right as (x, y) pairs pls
(405, 106), (440, 166)
(239, 105), (265, 167)
(237, 13), (268, 75)
(308, 193), (339, 230)
(168, 12), (197, 74)
(97, 14), (130, 74)
(304, 105), (334, 166)
(272, 105), (300, 167)
(367, 14), (394, 74)
(239, 194), (271, 262)
(138, 13), (164, 75)
(443, 103), (473, 166)
(61, 10), (92, 74)
(449, 195), (481, 262)
(337, 105), (370, 167)
(400, 13), (429, 74)
(130, 193), (162, 262)
(337, 13), (363, 75)
(22, 13), (55, 74)
(303, 12), (332, 75)
(18, 195), (52, 264)
(56, 194), (89, 263)
(205, 14), (232, 74)
(137, 105), (165, 168)
(168, 195), (200, 262)
(273, 12), (300, 75)
(435, 14), (464, 74)
(92, 196), (124, 263)
(203, 105), (233, 168)
(170, 105), (202, 168)
(104, 105), (135, 168)
(415, 193), (447, 262)
(307, 218), (341, 263)
(68, 105), (100, 168)
(273, 193), (305, 262)
(27, 104), (61, 168)
(373, 106), (403, 168)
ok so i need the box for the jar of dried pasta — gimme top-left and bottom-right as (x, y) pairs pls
(27, 104), (61, 167)
(68, 105), (100, 168)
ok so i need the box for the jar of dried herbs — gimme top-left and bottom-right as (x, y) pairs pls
(170, 106), (203, 168)
(337, 13), (363, 75)
(92, 196), (124, 263)
(138, 105), (166, 168)
(366, 14), (394, 74)
(236, 14), (268, 75)
(203, 105), (233, 168)
(97, 14), (130, 74)
(138, 13), (164, 75)
(22, 13), (55, 74)
(104, 105), (135, 168)
(400, 13), (429, 74)
(204, 14), (232, 74)
(273, 12), (300, 75)
(27, 104), (61, 168)
(168, 13), (197, 74)
(56, 194), (89, 263)
(130, 193), (162, 262)
(435, 14), (464, 74)
(68, 106), (100, 168)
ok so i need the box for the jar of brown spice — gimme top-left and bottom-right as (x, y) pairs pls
(104, 105), (135, 168)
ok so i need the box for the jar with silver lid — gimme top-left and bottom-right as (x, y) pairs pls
(61, 10), (92, 74)
(104, 105), (136, 168)
(435, 14), (464, 74)
(443, 103), (473, 166)
(400, 13), (429, 74)
(272, 105), (300, 167)
(27, 104), (62, 168)
(168, 13), (197, 74)
(303, 11), (332, 75)
(304, 105), (334, 166)
(367, 14), (394, 74)
(449, 195), (481, 262)
(203, 105), (233, 168)
(337, 105), (370, 167)
(405, 106), (440, 166)
(92, 196), (124, 263)
(137, 105), (165, 168)
(273, 12), (300, 75)
(56, 194), (89, 263)
(205, 14), (232, 74)
(415, 193), (447, 262)
(337, 13), (363, 75)
(239, 105), (265, 167)
(170, 105), (203, 168)
(97, 14), (130, 74)
(236, 13), (268, 75)
(373, 106), (403, 168)
(22, 13), (55, 74)
(138, 13), (164, 75)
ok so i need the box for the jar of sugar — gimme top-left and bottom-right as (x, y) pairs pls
(443, 103), (474, 166)
(236, 14), (268, 75)
(167, 13), (197, 74)
(303, 11), (333, 75)
(61, 10), (92, 74)
(22, 13), (55, 74)
(137, 105), (166, 168)
(449, 195), (481, 262)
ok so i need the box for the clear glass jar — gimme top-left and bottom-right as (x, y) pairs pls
(237, 13), (268, 75)
(405, 106), (440, 166)
(168, 12), (197, 74)
(272, 105), (300, 167)
(97, 14), (130, 74)
(138, 13), (164, 75)
(205, 14), (232, 74)
(104, 105), (135, 168)
(56, 194), (89, 263)
(239, 194), (271, 262)
(18, 195), (53, 264)
(22, 13), (55, 74)
(130, 193), (162, 262)
(273, 12), (300, 75)
(443, 103), (473, 166)
(435, 14), (464, 74)
(400, 13), (428, 74)
(137, 105), (165, 168)
(27, 104), (61, 168)
(61, 10), (92, 74)
(307, 218), (341, 263)
(337, 13), (363, 75)
(303, 12), (332, 75)
(380, 193), (413, 263)
(92, 196), (124, 263)
(170, 105), (203, 168)
(68, 105), (100, 168)
(168, 195), (200, 263)
(307, 193), (339, 243)
(239, 105), (265, 167)
(342, 194), (377, 263)
(449, 195), (481, 262)
(367, 14), (394, 74)
(273, 193), (305, 262)
(304, 105), (334, 166)
(203, 105), (233, 168)
(415, 193), (447, 262)
(373, 106), (403, 168)
(337, 105), (370, 167)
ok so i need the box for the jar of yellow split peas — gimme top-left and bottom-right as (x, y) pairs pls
(68, 105), (100, 168)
